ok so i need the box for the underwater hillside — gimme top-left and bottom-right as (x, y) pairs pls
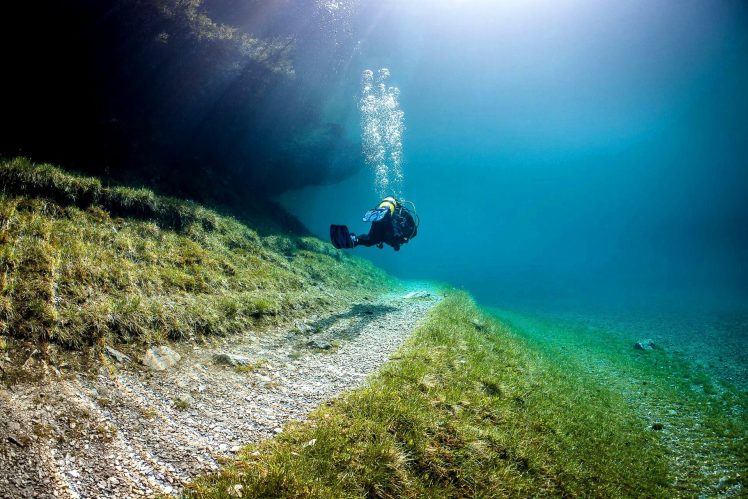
(2, 1), (747, 498)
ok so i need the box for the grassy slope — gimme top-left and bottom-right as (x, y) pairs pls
(189, 293), (671, 498)
(0, 157), (391, 356)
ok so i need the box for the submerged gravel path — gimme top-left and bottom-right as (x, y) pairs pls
(0, 288), (438, 498)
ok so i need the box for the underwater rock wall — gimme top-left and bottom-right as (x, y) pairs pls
(1, 0), (360, 201)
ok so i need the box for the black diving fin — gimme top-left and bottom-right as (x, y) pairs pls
(330, 224), (355, 249)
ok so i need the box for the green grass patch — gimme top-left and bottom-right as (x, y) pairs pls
(188, 293), (670, 498)
(0, 158), (392, 349)
(235, 359), (269, 373)
(174, 397), (191, 411)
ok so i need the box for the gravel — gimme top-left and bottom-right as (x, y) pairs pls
(0, 288), (438, 498)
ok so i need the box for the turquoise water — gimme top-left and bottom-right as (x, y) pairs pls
(278, 2), (748, 492)
(281, 1), (747, 372)
(282, 2), (748, 298)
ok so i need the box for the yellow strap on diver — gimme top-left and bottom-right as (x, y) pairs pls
(378, 196), (397, 216)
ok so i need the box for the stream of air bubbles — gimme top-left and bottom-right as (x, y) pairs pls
(360, 68), (405, 198)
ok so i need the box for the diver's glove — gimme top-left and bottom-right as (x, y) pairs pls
(362, 207), (389, 223)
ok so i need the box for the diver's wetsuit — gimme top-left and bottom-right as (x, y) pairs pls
(355, 215), (398, 249)
(355, 206), (416, 251)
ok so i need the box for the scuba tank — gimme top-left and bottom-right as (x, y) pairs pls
(392, 199), (419, 243)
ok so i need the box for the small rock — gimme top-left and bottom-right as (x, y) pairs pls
(141, 346), (181, 371)
(213, 353), (251, 367)
(634, 339), (656, 351)
(273, 427), (282, 434)
(104, 346), (131, 364)
(307, 339), (332, 350)
(228, 484), (244, 497)
(7, 435), (25, 447)
(218, 443), (228, 452)
(717, 476), (732, 490)
(403, 291), (430, 299)
(8, 421), (20, 432)
(295, 321), (315, 334)
(302, 438), (316, 448)
(471, 318), (486, 331)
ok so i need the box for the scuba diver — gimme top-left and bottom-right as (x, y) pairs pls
(330, 196), (419, 251)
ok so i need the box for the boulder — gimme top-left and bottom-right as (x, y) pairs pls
(307, 339), (332, 350)
(213, 353), (252, 366)
(634, 339), (656, 351)
(142, 346), (181, 371)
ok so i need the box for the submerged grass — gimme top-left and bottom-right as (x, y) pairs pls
(492, 308), (748, 496)
(188, 293), (670, 498)
(0, 157), (391, 350)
